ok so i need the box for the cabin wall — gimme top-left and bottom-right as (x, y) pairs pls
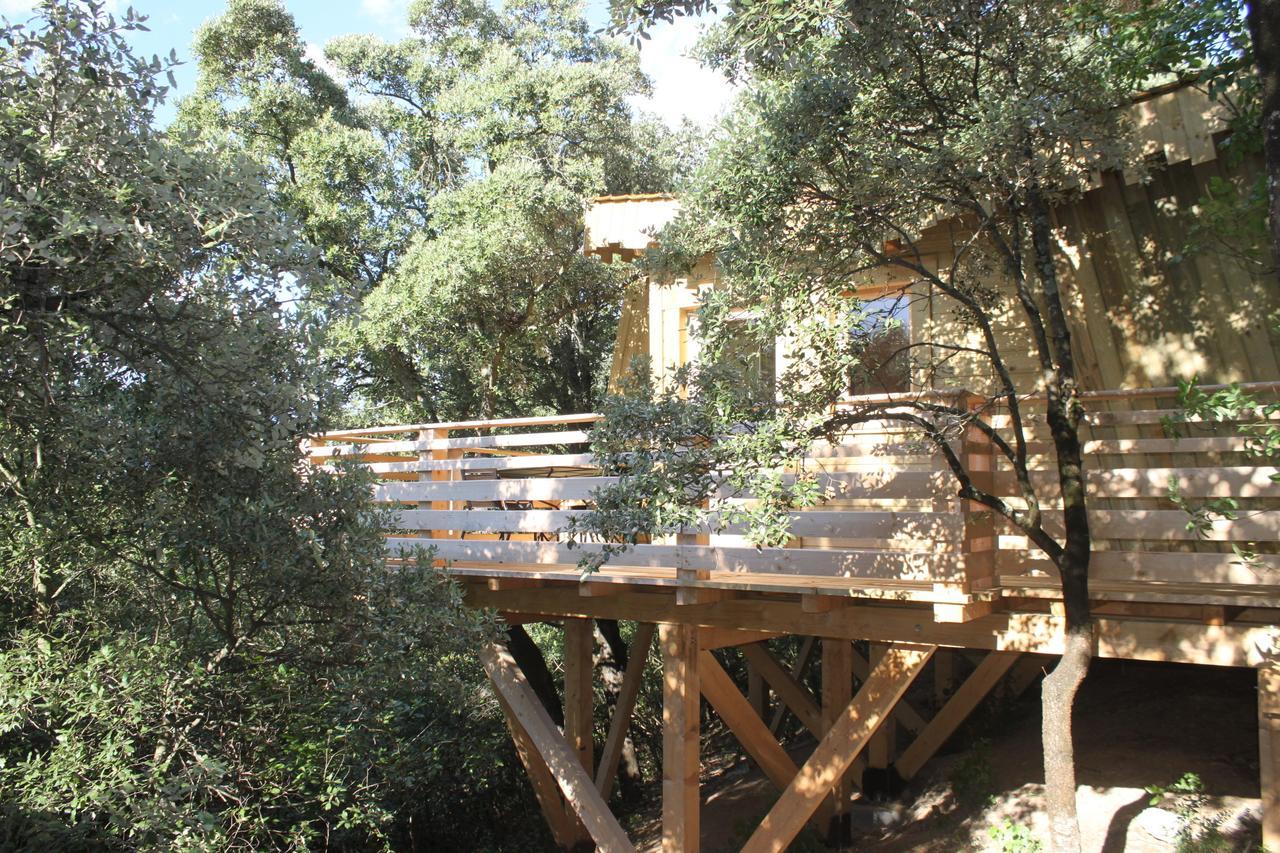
(616, 156), (1278, 398)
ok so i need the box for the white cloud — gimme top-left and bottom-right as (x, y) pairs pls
(0, 0), (36, 16)
(628, 15), (737, 130)
(360, 0), (410, 27)
(303, 41), (346, 83)
(1, 0), (116, 16)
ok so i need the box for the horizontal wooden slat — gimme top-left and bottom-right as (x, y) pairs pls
(316, 412), (602, 439)
(989, 409), (1280, 428)
(997, 549), (1280, 584)
(997, 509), (1280, 543)
(393, 509), (966, 539)
(387, 538), (961, 579)
(1082, 436), (1254, 455)
(1000, 575), (1280, 607)
(312, 429), (593, 458)
(374, 477), (617, 503)
(353, 453), (598, 474)
(992, 466), (1280, 499)
(394, 509), (583, 532)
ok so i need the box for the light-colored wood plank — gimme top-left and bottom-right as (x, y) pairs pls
(1260, 664), (1280, 852)
(699, 628), (783, 650)
(660, 622), (700, 853)
(480, 642), (635, 852)
(492, 688), (581, 848)
(992, 466), (1280, 500)
(318, 412), (602, 439)
(466, 585), (1278, 667)
(313, 428), (595, 456)
(564, 618), (594, 773)
(741, 644), (936, 852)
(896, 651), (1022, 779)
(388, 538), (962, 580)
(867, 643), (896, 770)
(699, 650), (801, 793)
(597, 623), (656, 801)
(852, 645), (928, 734)
(376, 477), (617, 503)
(822, 639), (855, 830)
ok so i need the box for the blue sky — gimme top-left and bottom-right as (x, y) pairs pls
(0, 0), (734, 128)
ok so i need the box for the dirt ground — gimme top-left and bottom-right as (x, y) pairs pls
(630, 657), (1264, 851)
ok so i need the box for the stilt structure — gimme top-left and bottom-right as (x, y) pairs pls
(308, 385), (1280, 850)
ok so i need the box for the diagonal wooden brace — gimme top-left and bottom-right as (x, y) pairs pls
(743, 641), (823, 737)
(895, 650), (1022, 781)
(741, 644), (936, 853)
(482, 642), (636, 852)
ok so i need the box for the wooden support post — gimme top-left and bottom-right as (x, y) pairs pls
(1260, 664), (1280, 852)
(867, 643), (896, 771)
(822, 639), (854, 840)
(564, 618), (595, 774)
(896, 651), (1022, 780)
(481, 642), (636, 852)
(660, 622), (700, 853)
(744, 642), (823, 738)
(934, 649), (955, 705)
(748, 664), (767, 720)
(596, 623), (656, 802)
(741, 644), (936, 853)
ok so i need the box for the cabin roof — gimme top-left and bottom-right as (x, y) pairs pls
(583, 193), (680, 256)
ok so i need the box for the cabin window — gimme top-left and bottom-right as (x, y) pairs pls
(722, 316), (777, 401)
(848, 292), (912, 395)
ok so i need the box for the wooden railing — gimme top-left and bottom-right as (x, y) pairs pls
(306, 386), (1280, 621)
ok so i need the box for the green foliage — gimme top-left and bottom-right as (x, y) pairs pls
(1144, 772), (1236, 853)
(1166, 378), (1280, 572)
(949, 739), (997, 807)
(182, 0), (698, 422)
(0, 4), (531, 849)
(1076, 0), (1271, 272)
(571, 358), (827, 573)
(989, 819), (1044, 853)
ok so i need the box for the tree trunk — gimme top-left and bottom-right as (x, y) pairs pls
(506, 625), (565, 726)
(1028, 187), (1095, 853)
(1041, 622), (1092, 853)
(1248, 0), (1280, 280)
(594, 620), (643, 798)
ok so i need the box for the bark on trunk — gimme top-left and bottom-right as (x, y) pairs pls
(594, 620), (643, 798)
(1027, 187), (1094, 853)
(1248, 0), (1280, 280)
(506, 625), (565, 726)
(1041, 625), (1092, 853)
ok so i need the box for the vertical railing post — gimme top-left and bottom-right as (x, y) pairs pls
(934, 391), (997, 622)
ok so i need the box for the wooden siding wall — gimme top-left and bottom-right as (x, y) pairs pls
(614, 154), (1278, 397)
(915, 157), (1279, 396)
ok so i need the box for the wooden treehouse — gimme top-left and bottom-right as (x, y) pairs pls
(308, 82), (1280, 851)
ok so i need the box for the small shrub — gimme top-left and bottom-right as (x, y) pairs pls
(989, 819), (1043, 853)
(1145, 772), (1234, 853)
(949, 738), (995, 806)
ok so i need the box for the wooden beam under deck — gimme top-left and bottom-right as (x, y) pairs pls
(472, 582), (1280, 668)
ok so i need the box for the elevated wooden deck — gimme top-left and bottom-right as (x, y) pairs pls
(307, 388), (1280, 851)
(309, 389), (1280, 626)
